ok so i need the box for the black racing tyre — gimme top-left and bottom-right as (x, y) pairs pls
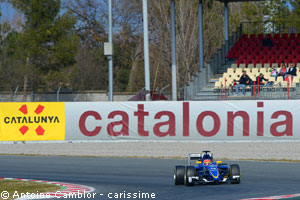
(230, 164), (241, 184)
(174, 166), (185, 185)
(185, 166), (196, 186)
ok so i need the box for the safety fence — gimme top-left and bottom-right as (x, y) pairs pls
(219, 84), (299, 100)
(0, 101), (299, 142)
(185, 83), (300, 101)
(0, 89), (136, 102)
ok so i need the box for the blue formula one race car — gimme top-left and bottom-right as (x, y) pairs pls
(174, 151), (241, 186)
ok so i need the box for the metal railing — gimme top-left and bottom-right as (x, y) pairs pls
(0, 85), (140, 102)
(241, 21), (300, 35)
(185, 83), (300, 101)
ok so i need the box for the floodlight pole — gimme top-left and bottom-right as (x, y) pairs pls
(198, 0), (204, 70)
(171, 0), (177, 101)
(143, 0), (151, 101)
(224, 0), (229, 56)
(108, 0), (113, 101)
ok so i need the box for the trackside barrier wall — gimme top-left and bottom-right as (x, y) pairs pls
(0, 101), (299, 141)
(64, 101), (298, 141)
(0, 103), (65, 141)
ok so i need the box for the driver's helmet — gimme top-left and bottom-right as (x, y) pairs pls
(203, 159), (211, 166)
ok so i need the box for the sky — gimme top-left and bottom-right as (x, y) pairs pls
(0, 2), (16, 22)
(287, 2), (293, 11)
(0, 1), (66, 24)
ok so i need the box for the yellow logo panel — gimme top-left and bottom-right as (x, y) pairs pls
(0, 103), (65, 141)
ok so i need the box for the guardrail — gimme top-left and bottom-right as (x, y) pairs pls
(185, 83), (300, 101)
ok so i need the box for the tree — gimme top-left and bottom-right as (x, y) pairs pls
(145, 0), (266, 93)
(289, 0), (300, 19)
(65, 0), (144, 92)
(9, 0), (79, 100)
(0, 0), (282, 98)
(0, 22), (23, 98)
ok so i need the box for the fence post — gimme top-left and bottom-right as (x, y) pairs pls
(185, 84), (190, 100)
(225, 78), (227, 98)
(30, 90), (35, 102)
(257, 77), (260, 99)
(190, 78), (195, 100)
(184, 85), (187, 100)
(290, 76), (292, 99)
(57, 86), (61, 102)
(288, 80), (290, 100)
(221, 81), (223, 100)
(254, 81), (256, 99)
(13, 86), (19, 102)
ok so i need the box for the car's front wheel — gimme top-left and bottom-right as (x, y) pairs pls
(174, 166), (185, 185)
(230, 164), (241, 184)
(185, 166), (196, 186)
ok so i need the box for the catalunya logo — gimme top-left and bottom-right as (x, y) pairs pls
(3, 104), (60, 136)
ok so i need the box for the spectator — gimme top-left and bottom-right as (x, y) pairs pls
(256, 73), (274, 87)
(256, 73), (269, 85)
(270, 66), (278, 77)
(276, 63), (287, 81)
(286, 63), (297, 82)
(235, 70), (252, 96)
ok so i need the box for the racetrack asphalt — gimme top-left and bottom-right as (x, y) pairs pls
(0, 156), (299, 200)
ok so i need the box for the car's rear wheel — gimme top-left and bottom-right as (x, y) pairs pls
(174, 166), (185, 185)
(185, 166), (196, 186)
(230, 164), (241, 184)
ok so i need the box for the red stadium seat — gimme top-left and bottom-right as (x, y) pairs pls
(280, 55), (288, 60)
(288, 55), (296, 60)
(244, 60), (250, 66)
(262, 46), (269, 52)
(242, 34), (248, 39)
(247, 55), (254, 60)
(229, 33), (297, 70)
(252, 50), (259, 56)
(266, 34), (272, 39)
(250, 34), (256, 39)
(267, 51), (274, 56)
(258, 34), (264, 40)
(282, 33), (288, 40)
(290, 33), (296, 40)
(293, 59), (298, 64)
(274, 34), (280, 40)
(257, 54), (264, 60)
(290, 42), (297, 48)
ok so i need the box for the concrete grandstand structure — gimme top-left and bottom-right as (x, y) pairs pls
(184, 1), (300, 100)
(185, 32), (300, 100)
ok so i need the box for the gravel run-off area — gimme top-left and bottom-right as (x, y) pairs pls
(0, 141), (300, 161)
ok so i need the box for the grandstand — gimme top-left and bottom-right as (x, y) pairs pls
(184, 24), (300, 101)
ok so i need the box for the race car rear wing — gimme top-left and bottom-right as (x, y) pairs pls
(188, 153), (202, 165)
